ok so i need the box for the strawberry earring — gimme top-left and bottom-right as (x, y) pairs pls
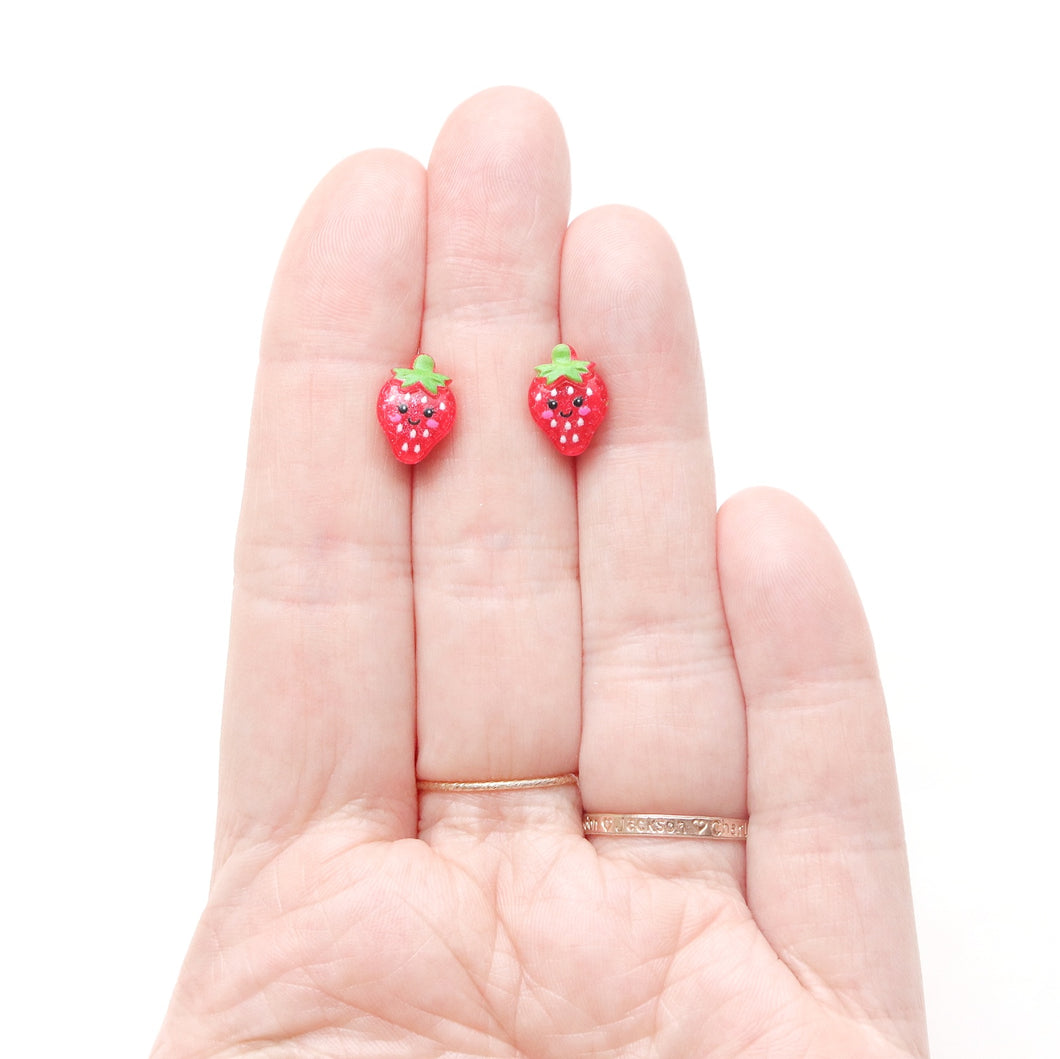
(528, 344), (608, 456)
(377, 354), (456, 464)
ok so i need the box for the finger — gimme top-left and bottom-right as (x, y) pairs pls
(216, 151), (426, 864)
(565, 207), (747, 883)
(413, 89), (581, 811)
(718, 488), (928, 1053)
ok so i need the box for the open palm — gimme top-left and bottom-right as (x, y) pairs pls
(152, 89), (927, 1058)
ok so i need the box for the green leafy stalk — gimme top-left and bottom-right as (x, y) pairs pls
(393, 354), (451, 396)
(534, 344), (592, 385)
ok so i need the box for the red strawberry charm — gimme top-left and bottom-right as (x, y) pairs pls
(528, 344), (608, 457)
(377, 354), (456, 464)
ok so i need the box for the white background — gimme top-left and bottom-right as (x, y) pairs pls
(3, 3), (1057, 1056)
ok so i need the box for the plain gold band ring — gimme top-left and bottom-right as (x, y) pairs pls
(417, 773), (580, 792)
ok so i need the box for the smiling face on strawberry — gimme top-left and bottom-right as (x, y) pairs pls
(528, 344), (608, 457)
(377, 355), (456, 464)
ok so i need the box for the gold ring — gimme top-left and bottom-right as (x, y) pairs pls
(417, 773), (579, 792)
(583, 813), (748, 840)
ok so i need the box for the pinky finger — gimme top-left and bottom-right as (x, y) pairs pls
(718, 488), (928, 1057)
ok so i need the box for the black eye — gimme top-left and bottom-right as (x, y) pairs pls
(547, 399), (558, 409)
(573, 396), (584, 407)
(398, 403), (408, 414)
(424, 408), (434, 418)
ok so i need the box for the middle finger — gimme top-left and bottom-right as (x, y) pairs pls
(413, 89), (580, 796)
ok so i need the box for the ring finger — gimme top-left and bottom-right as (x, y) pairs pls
(566, 206), (748, 884)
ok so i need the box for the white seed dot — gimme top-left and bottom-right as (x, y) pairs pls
(550, 388), (557, 397)
(567, 386), (574, 395)
(410, 429), (417, 439)
(401, 442), (409, 452)
(414, 444), (421, 453)
(572, 434), (579, 443)
(440, 402), (446, 411)
(586, 387), (593, 396)
(577, 417), (584, 427)
(423, 429), (430, 439)
(534, 393), (540, 401)
(396, 424), (404, 433)
(560, 435), (567, 444)
(551, 419), (558, 428)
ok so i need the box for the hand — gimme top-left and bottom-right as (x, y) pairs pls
(152, 88), (927, 1058)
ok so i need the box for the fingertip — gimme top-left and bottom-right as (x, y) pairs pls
(718, 487), (828, 604)
(423, 86), (570, 327)
(566, 202), (679, 247)
(562, 205), (689, 321)
(560, 204), (701, 448)
(319, 146), (427, 190)
(428, 87), (570, 203)
(264, 149), (427, 355)
(287, 147), (427, 254)
(718, 485), (825, 553)
(718, 487), (878, 687)
(434, 85), (566, 148)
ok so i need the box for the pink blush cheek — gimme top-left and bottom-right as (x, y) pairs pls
(540, 407), (554, 419)
(387, 410), (403, 423)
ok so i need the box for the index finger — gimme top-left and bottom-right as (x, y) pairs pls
(216, 150), (426, 865)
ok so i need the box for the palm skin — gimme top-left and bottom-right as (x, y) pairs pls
(152, 89), (928, 1058)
